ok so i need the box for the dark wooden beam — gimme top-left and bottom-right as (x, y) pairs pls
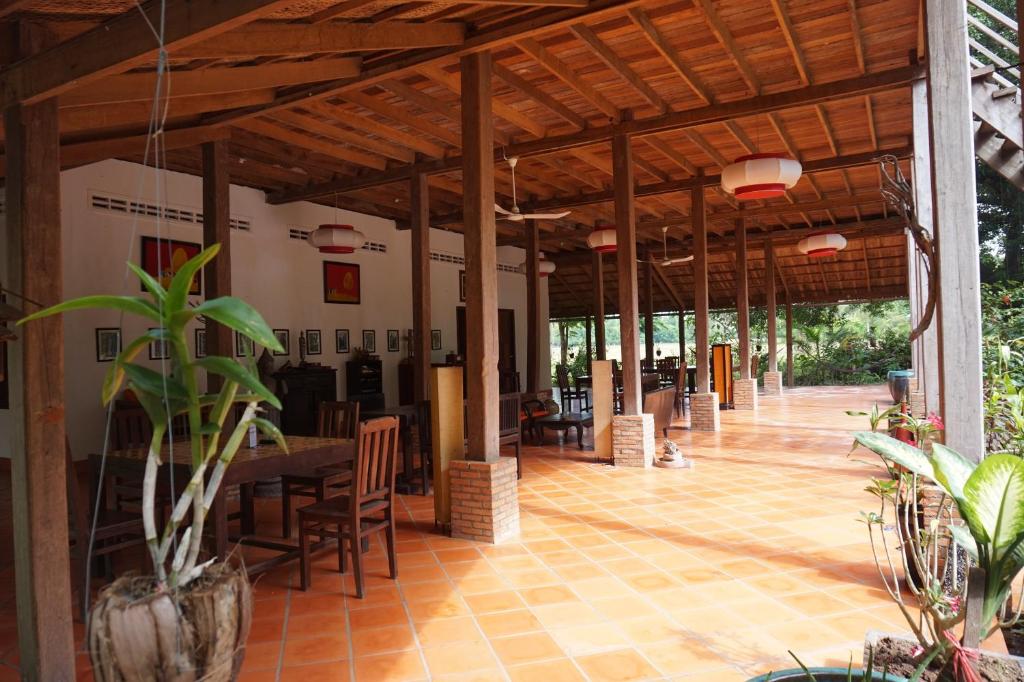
(693, 186), (710, 393)
(613, 131), (641, 415)
(202, 140), (232, 400)
(785, 293), (794, 387)
(411, 171), (432, 403)
(766, 237), (778, 372)
(643, 254), (654, 362)
(462, 51), (500, 461)
(526, 220), (541, 393)
(736, 219), (750, 380)
(592, 251), (606, 360)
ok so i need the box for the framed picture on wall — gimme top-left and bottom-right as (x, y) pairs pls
(362, 330), (376, 353)
(459, 270), (466, 302)
(323, 261), (361, 304)
(96, 328), (122, 362)
(148, 328), (169, 360)
(194, 328), (207, 359)
(235, 331), (255, 357)
(141, 236), (203, 296)
(336, 329), (350, 353)
(273, 329), (290, 356)
(387, 329), (400, 353)
(306, 329), (322, 355)
(431, 329), (442, 351)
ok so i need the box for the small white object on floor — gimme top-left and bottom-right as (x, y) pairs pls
(655, 439), (694, 469)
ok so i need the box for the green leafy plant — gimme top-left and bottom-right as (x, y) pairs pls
(19, 244), (285, 589)
(854, 431), (1024, 644)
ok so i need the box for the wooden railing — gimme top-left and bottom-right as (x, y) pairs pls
(966, 0), (1021, 93)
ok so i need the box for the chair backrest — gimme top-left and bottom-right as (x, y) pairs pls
(352, 416), (400, 506)
(110, 407), (154, 450)
(555, 365), (571, 392)
(674, 364), (689, 398)
(499, 393), (520, 437)
(318, 401), (360, 439)
(642, 387), (676, 434)
(640, 358), (654, 373)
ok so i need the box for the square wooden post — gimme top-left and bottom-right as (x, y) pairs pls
(5, 95), (76, 680)
(525, 219), (540, 394)
(411, 171), (432, 403)
(763, 237), (783, 395)
(202, 140), (233, 370)
(592, 250), (606, 360)
(734, 219), (757, 410)
(691, 186), (719, 431)
(785, 296), (795, 388)
(643, 256), (654, 362)
(613, 132), (641, 416)
(460, 51), (500, 461)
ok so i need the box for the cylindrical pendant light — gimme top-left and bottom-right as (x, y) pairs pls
(308, 224), (366, 254)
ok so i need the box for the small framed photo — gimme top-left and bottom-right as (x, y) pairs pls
(235, 332), (255, 358)
(459, 270), (467, 302)
(336, 329), (350, 354)
(362, 330), (376, 354)
(96, 328), (122, 362)
(306, 329), (322, 355)
(194, 328), (207, 359)
(148, 328), (169, 360)
(387, 329), (400, 353)
(273, 329), (290, 356)
(431, 329), (442, 351)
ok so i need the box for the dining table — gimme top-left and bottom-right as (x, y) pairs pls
(90, 435), (354, 575)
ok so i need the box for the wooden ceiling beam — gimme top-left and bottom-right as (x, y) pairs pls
(343, 91), (461, 148)
(0, 0), (30, 20)
(767, 0), (812, 86)
(419, 64), (548, 138)
(517, 38), (622, 121)
(569, 23), (668, 113)
(303, 0), (381, 24)
(269, 109), (416, 162)
(266, 65), (922, 203)
(847, 0), (867, 74)
(0, 0), (297, 106)
(59, 58), (362, 107)
(233, 117), (388, 169)
(628, 8), (713, 106)
(691, 0), (761, 95)
(172, 21), (467, 60)
(492, 62), (587, 130)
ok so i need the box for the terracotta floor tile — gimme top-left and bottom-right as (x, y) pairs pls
(491, 632), (566, 666)
(531, 602), (606, 629)
(347, 604), (410, 630)
(641, 639), (734, 675)
(414, 616), (482, 646)
(283, 634), (349, 666)
(519, 584), (579, 606)
(574, 648), (662, 682)
(476, 609), (544, 638)
(421, 640), (499, 676)
(240, 640), (284, 672)
(406, 596), (470, 621)
(353, 650), (428, 681)
(286, 612), (348, 639)
(464, 589), (526, 613)
(506, 658), (587, 682)
(549, 622), (631, 656)
(280, 660), (352, 682)
(349, 624), (417, 657)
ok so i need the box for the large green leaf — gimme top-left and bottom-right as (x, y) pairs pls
(167, 244), (220, 313)
(121, 363), (189, 402)
(193, 296), (282, 352)
(101, 330), (163, 405)
(852, 431), (933, 479)
(249, 417), (288, 453)
(930, 443), (976, 503)
(18, 295), (161, 325)
(126, 262), (167, 303)
(963, 454), (1024, 550)
(193, 357), (281, 409)
(948, 523), (979, 562)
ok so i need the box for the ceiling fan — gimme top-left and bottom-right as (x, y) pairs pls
(494, 156), (571, 222)
(639, 227), (694, 267)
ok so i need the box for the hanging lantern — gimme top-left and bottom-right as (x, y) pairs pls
(586, 226), (617, 253)
(721, 153), (802, 200)
(308, 224), (365, 254)
(519, 252), (556, 277)
(798, 232), (847, 258)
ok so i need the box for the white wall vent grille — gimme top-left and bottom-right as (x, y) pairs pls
(90, 192), (252, 232)
(432, 250), (520, 274)
(362, 240), (387, 253)
(497, 263), (518, 274)
(289, 228), (311, 241)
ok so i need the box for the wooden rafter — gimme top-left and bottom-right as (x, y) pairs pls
(343, 91), (461, 148)
(516, 38), (622, 121)
(628, 8), (713, 106)
(419, 64), (548, 138)
(847, 0), (867, 74)
(270, 109), (416, 162)
(493, 63), (587, 130)
(767, 0), (812, 86)
(691, 0), (761, 95)
(569, 23), (668, 113)
(234, 117), (389, 169)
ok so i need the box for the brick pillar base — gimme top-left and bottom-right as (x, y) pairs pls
(690, 392), (721, 431)
(763, 371), (783, 395)
(449, 458), (520, 544)
(612, 414), (655, 467)
(734, 378), (758, 410)
(910, 391), (926, 418)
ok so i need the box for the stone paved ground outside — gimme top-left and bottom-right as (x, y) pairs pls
(0, 385), (918, 681)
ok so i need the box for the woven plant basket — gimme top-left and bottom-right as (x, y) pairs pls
(88, 563), (252, 682)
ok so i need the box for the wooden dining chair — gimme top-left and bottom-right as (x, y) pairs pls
(556, 365), (589, 413)
(297, 416), (400, 597)
(280, 401), (359, 538)
(673, 364), (689, 417)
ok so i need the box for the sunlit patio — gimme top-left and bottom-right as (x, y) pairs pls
(0, 385), (919, 681)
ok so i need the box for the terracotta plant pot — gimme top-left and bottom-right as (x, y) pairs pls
(88, 562), (252, 682)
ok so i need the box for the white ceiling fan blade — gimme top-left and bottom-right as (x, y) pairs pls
(662, 255), (694, 266)
(521, 211), (571, 220)
(494, 203), (513, 215)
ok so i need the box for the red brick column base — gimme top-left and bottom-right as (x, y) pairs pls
(734, 378), (758, 410)
(449, 458), (520, 544)
(690, 392), (721, 432)
(762, 371), (783, 395)
(612, 414), (655, 467)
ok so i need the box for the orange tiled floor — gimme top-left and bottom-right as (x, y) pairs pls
(2, 385), (914, 681)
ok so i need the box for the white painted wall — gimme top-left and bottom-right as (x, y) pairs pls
(1, 159), (550, 458)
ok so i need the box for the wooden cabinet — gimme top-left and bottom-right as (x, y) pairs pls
(345, 359), (384, 410)
(398, 360), (414, 406)
(273, 367), (337, 436)
(711, 343), (734, 409)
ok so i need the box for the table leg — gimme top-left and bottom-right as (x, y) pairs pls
(239, 483), (255, 536)
(577, 425), (584, 450)
(211, 488), (229, 561)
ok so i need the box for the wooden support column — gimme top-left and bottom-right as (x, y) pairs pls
(693, 187), (710, 394)
(678, 309), (686, 362)
(765, 238), (778, 373)
(592, 250), (606, 360)
(585, 314), (592, 370)
(613, 132), (642, 415)
(461, 51), (500, 460)
(202, 140), (232, 377)
(925, 0), (984, 459)
(411, 171), (432, 403)
(5, 93), (75, 679)
(525, 219), (540, 394)
(736, 220), (750, 380)
(786, 295), (795, 388)
(643, 256), (654, 362)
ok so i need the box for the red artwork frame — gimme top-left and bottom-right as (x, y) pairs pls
(323, 261), (360, 305)
(140, 236), (202, 296)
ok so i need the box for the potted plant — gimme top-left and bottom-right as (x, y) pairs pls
(748, 649), (903, 680)
(20, 245), (285, 681)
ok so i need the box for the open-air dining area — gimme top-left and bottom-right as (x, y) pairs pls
(0, 0), (1021, 679)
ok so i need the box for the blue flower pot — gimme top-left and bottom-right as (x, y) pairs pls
(886, 369), (914, 404)
(746, 669), (907, 682)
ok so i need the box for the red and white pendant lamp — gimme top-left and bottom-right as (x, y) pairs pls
(721, 153), (802, 200)
(519, 252), (556, 277)
(798, 232), (847, 258)
(586, 226), (617, 253)
(308, 223), (366, 254)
